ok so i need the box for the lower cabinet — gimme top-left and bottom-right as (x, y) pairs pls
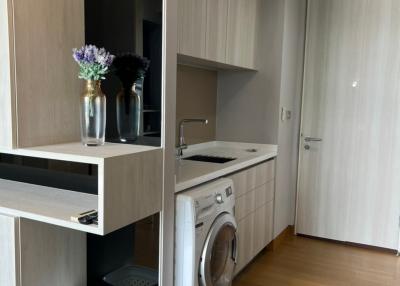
(235, 212), (254, 272)
(0, 213), (86, 286)
(227, 159), (276, 275)
(253, 201), (274, 256)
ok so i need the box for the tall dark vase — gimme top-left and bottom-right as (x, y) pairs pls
(116, 79), (142, 142)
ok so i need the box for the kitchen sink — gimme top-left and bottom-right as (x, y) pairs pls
(183, 155), (236, 164)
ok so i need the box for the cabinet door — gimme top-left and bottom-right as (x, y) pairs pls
(19, 219), (86, 286)
(0, 214), (19, 286)
(235, 212), (254, 275)
(254, 180), (275, 209)
(228, 169), (247, 197)
(206, 0), (228, 63)
(226, 0), (258, 69)
(7, 0), (84, 148)
(178, 0), (207, 58)
(253, 201), (274, 256)
(235, 189), (255, 221)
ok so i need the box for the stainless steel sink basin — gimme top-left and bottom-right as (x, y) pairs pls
(183, 155), (236, 164)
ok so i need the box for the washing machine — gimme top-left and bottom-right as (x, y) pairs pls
(175, 178), (238, 286)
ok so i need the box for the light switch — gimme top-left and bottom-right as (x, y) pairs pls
(281, 107), (286, 122)
(281, 107), (292, 121)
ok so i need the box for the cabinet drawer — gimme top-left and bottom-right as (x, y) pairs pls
(254, 180), (275, 209)
(235, 189), (255, 221)
(253, 201), (274, 256)
(255, 160), (275, 187)
(228, 169), (247, 197)
(235, 212), (254, 275)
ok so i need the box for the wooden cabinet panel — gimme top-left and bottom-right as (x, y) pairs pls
(235, 189), (255, 221)
(235, 212), (254, 275)
(178, 0), (207, 58)
(246, 165), (257, 191)
(0, 214), (19, 286)
(0, 216), (86, 286)
(229, 169), (247, 197)
(19, 219), (86, 286)
(231, 160), (276, 276)
(253, 201), (274, 256)
(226, 0), (258, 69)
(206, 0), (228, 62)
(103, 149), (163, 234)
(255, 160), (275, 187)
(0, 0), (15, 149)
(11, 0), (84, 147)
(254, 180), (275, 209)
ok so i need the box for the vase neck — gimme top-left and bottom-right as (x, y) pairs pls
(122, 83), (137, 93)
(86, 80), (101, 92)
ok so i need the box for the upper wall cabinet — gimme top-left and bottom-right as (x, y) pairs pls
(178, 0), (207, 59)
(0, 0), (84, 149)
(178, 0), (258, 70)
(205, 0), (228, 63)
(226, 0), (258, 69)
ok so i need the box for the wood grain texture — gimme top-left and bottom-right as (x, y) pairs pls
(12, 0), (84, 147)
(0, 214), (19, 286)
(296, 0), (400, 249)
(0, 179), (99, 234)
(235, 212), (254, 275)
(0, 0), (15, 149)
(232, 161), (276, 275)
(254, 180), (274, 209)
(235, 189), (255, 221)
(253, 201), (273, 255)
(205, 0), (228, 63)
(19, 219), (86, 286)
(177, 0), (207, 58)
(226, 0), (258, 69)
(229, 169), (247, 197)
(102, 149), (163, 234)
(159, 0), (178, 283)
(234, 234), (400, 286)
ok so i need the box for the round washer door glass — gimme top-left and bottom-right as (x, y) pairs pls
(199, 213), (238, 286)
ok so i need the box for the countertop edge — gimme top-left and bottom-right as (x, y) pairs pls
(175, 151), (277, 193)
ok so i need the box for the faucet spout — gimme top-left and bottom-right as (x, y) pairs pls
(177, 118), (208, 157)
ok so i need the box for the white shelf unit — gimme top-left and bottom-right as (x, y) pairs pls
(0, 142), (163, 235)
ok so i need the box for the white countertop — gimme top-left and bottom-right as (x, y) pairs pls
(175, 141), (278, 192)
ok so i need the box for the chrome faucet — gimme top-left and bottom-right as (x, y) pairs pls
(176, 119), (208, 157)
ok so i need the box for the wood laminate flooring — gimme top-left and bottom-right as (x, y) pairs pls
(233, 234), (400, 286)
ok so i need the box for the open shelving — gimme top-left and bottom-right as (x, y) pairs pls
(0, 142), (163, 235)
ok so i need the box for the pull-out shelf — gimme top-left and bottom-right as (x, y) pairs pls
(0, 142), (163, 235)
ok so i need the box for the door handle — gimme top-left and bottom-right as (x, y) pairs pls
(304, 136), (322, 142)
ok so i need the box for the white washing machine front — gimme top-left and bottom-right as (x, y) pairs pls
(175, 178), (237, 286)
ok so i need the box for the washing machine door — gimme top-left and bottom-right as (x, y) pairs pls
(199, 212), (238, 286)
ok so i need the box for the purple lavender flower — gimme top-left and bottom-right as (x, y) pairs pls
(72, 47), (85, 63)
(72, 45), (115, 80)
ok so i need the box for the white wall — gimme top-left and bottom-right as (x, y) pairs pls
(216, 0), (306, 238)
(216, 0), (285, 145)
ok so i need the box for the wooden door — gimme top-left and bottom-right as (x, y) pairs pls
(296, 0), (400, 249)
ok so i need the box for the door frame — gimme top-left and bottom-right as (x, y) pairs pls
(294, 0), (310, 236)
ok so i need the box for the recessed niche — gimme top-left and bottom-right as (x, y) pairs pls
(85, 0), (163, 146)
